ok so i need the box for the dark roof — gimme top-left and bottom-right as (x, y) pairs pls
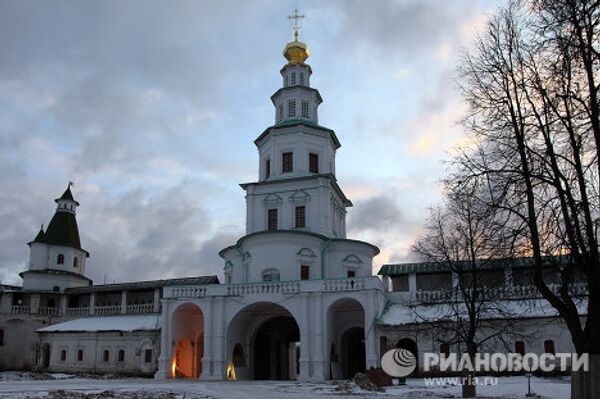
(64, 275), (220, 294)
(378, 255), (572, 276)
(56, 185), (79, 205)
(31, 227), (45, 244)
(42, 211), (87, 253)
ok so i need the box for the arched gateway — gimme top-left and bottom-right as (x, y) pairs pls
(155, 17), (383, 382)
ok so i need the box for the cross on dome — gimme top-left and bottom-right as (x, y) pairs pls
(288, 8), (305, 40)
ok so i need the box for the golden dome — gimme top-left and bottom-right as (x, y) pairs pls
(283, 35), (310, 65)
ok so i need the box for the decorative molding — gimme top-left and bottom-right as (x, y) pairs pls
(296, 247), (317, 258)
(262, 193), (283, 206)
(343, 254), (363, 264)
(289, 189), (311, 203)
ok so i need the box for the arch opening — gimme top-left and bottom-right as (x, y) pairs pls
(326, 298), (365, 380)
(171, 303), (204, 379)
(226, 302), (300, 381)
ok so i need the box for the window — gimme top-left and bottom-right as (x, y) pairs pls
(295, 206), (306, 228)
(416, 272), (453, 291)
(225, 274), (231, 284)
(291, 72), (296, 85)
(73, 257), (78, 268)
(544, 340), (555, 354)
(301, 101), (309, 118)
(265, 159), (271, 178)
(47, 299), (56, 308)
(347, 270), (356, 278)
(144, 349), (152, 363)
(515, 341), (525, 355)
(440, 343), (450, 358)
(57, 254), (64, 265)
(300, 73), (304, 85)
(278, 104), (283, 121)
(0, 329), (4, 346)
(268, 209), (278, 230)
(288, 100), (296, 118)
(391, 275), (409, 291)
(103, 350), (110, 362)
(300, 265), (310, 280)
(282, 152), (293, 173)
(309, 153), (319, 173)
(77, 349), (83, 362)
(60, 350), (66, 361)
(118, 349), (125, 362)
(262, 269), (280, 282)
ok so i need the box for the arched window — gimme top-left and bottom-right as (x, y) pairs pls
(103, 350), (110, 362)
(60, 350), (67, 362)
(232, 343), (246, 367)
(73, 257), (78, 268)
(118, 349), (125, 362)
(544, 339), (555, 354)
(57, 254), (64, 265)
(77, 349), (83, 362)
(262, 268), (280, 282)
(515, 341), (525, 355)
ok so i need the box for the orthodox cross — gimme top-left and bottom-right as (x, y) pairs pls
(288, 9), (305, 40)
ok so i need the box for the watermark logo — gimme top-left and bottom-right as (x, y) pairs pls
(381, 348), (417, 377)
(424, 352), (589, 373)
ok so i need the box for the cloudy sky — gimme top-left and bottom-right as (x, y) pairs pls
(0, 0), (498, 285)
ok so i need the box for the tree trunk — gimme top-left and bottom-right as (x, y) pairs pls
(572, 354), (600, 399)
(462, 370), (476, 398)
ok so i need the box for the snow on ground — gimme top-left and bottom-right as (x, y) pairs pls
(0, 374), (571, 399)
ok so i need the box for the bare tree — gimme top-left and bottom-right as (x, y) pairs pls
(455, 1), (600, 396)
(412, 179), (519, 398)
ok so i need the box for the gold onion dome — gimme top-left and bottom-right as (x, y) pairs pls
(283, 34), (310, 65)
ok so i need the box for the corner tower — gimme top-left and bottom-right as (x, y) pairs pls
(22, 184), (91, 291)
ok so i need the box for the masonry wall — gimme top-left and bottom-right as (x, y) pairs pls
(38, 330), (160, 375)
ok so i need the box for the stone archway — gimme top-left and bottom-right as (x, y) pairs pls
(171, 303), (204, 378)
(226, 302), (300, 381)
(326, 298), (365, 380)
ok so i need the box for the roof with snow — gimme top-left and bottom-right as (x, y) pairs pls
(378, 299), (587, 326)
(64, 275), (219, 294)
(378, 255), (571, 276)
(37, 315), (160, 333)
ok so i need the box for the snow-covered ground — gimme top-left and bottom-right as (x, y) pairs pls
(0, 374), (570, 399)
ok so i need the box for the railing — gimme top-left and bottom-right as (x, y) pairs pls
(95, 305), (121, 316)
(66, 307), (89, 317)
(171, 287), (207, 298)
(323, 278), (366, 292)
(126, 303), (157, 314)
(162, 276), (384, 299)
(39, 307), (61, 316)
(11, 305), (29, 314)
(413, 282), (589, 303)
(227, 281), (300, 296)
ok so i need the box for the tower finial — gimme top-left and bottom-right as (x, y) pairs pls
(288, 8), (305, 41)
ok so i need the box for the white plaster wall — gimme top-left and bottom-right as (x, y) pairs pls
(39, 330), (160, 375)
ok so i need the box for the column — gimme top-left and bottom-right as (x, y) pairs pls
(153, 288), (161, 313)
(121, 290), (128, 314)
(298, 293), (311, 381)
(30, 293), (40, 314)
(200, 297), (215, 380)
(365, 293), (378, 370)
(60, 295), (68, 317)
(408, 273), (417, 300)
(155, 299), (171, 379)
(213, 297), (226, 379)
(312, 292), (325, 379)
(89, 292), (96, 316)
